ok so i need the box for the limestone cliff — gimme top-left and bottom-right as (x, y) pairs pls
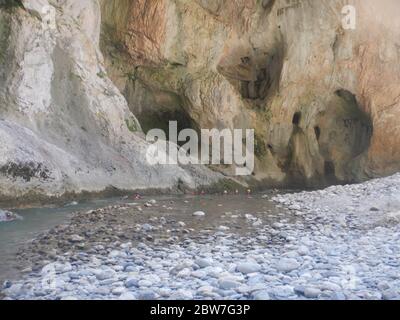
(1, 0), (400, 203)
(0, 0), (220, 204)
(100, 0), (400, 187)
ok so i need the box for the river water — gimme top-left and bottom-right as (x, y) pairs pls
(0, 193), (283, 286)
(0, 198), (126, 284)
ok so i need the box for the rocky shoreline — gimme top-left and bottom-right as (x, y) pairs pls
(2, 174), (400, 300)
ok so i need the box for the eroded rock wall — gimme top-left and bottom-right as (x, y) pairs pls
(1, 0), (399, 202)
(0, 0), (220, 203)
(100, 0), (400, 187)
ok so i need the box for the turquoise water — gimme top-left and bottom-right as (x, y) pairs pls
(0, 198), (123, 284)
(0, 193), (282, 285)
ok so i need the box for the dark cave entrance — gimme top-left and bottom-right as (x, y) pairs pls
(123, 79), (200, 146)
(292, 112), (302, 126)
(137, 108), (198, 145)
(314, 126), (321, 141)
(324, 161), (335, 176)
(314, 89), (374, 184)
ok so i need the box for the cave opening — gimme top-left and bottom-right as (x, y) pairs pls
(334, 88), (373, 157)
(261, 0), (275, 10)
(122, 78), (200, 146)
(314, 89), (374, 184)
(238, 53), (282, 101)
(335, 89), (356, 102)
(292, 112), (301, 125)
(217, 43), (284, 103)
(314, 126), (321, 140)
(137, 108), (198, 145)
(324, 161), (336, 176)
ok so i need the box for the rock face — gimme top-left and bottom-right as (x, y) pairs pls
(1, 1), (400, 202)
(100, 0), (400, 187)
(0, 0), (220, 203)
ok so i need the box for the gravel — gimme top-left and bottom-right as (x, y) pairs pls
(3, 174), (400, 300)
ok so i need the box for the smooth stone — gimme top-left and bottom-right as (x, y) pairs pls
(206, 267), (224, 278)
(61, 296), (78, 300)
(141, 224), (153, 231)
(138, 280), (153, 287)
(218, 278), (241, 290)
(0, 210), (22, 222)
(319, 282), (341, 292)
(124, 266), (138, 273)
(191, 270), (207, 279)
(304, 287), (321, 299)
(68, 272), (80, 280)
(270, 285), (295, 298)
(252, 290), (270, 300)
(119, 292), (137, 300)
(124, 277), (139, 288)
(195, 258), (213, 268)
(112, 287), (126, 295)
(297, 246), (309, 256)
(171, 289), (194, 300)
(236, 262), (261, 274)
(99, 278), (117, 286)
(95, 270), (116, 281)
(95, 287), (111, 295)
(197, 286), (215, 294)
(138, 290), (157, 300)
(330, 292), (346, 300)
(247, 276), (265, 287)
(377, 282), (390, 291)
(294, 286), (305, 295)
(177, 268), (191, 277)
(2, 280), (12, 290)
(5, 284), (26, 298)
(382, 290), (398, 300)
(193, 211), (206, 217)
(276, 258), (300, 272)
(158, 288), (172, 297)
(69, 235), (85, 242)
(34, 290), (48, 297)
(109, 250), (126, 258)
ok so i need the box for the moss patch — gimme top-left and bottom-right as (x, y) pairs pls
(0, 0), (23, 9)
(199, 178), (245, 194)
(97, 71), (106, 79)
(125, 117), (138, 132)
(254, 133), (268, 158)
(0, 11), (11, 65)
